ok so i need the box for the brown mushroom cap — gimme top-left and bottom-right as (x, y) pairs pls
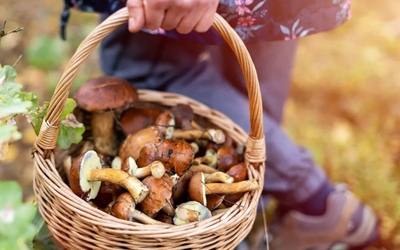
(225, 162), (247, 182)
(217, 145), (239, 172)
(188, 171), (207, 206)
(137, 138), (196, 176)
(139, 174), (174, 218)
(119, 106), (162, 135)
(74, 76), (138, 112)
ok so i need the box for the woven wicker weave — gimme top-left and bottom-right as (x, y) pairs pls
(33, 7), (266, 250)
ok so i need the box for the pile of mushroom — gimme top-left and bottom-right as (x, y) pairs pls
(66, 76), (260, 226)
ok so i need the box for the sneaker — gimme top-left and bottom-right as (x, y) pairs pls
(266, 184), (379, 250)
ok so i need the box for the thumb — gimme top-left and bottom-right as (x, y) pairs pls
(126, 0), (145, 33)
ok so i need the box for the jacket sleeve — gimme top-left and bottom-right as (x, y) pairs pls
(60, 0), (126, 40)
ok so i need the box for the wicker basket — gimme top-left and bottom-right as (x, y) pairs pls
(33, 7), (266, 250)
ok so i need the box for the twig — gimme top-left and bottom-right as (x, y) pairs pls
(0, 20), (24, 45)
(12, 55), (23, 68)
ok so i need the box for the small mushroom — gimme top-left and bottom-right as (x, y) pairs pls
(226, 162), (247, 182)
(188, 171), (260, 206)
(111, 192), (168, 225)
(119, 106), (162, 135)
(171, 128), (226, 144)
(122, 157), (165, 179)
(69, 150), (149, 203)
(74, 76), (139, 156)
(216, 145), (239, 172)
(173, 201), (212, 225)
(154, 110), (175, 139)
(193, 149), (217, 167)
(169, 104), (202, 130)
(139, 174), (175, 218)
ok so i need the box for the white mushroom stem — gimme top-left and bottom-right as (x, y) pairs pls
(189, 164), (218, 174)
(204, 172), (234, 184)
(131, 209), (169, 225)
(125, 157), (165, 179)
(87, 168), (149, 203)
(172, 128), (226, 144)
(204, 179), (260, 195)
(91, 111), (117, 156)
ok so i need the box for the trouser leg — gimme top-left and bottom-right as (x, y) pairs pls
(99, 22), (326, 206)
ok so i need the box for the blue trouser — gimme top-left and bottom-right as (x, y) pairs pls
(99, 21), (326, 207)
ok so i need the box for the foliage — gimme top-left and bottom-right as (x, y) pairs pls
(0, 181), (39, 250)
(0, 64), (85, 157)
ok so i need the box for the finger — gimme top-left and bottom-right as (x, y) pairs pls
(193, 8), (216, 33)
(144, 0), (168, 30)
(160, 9), (185, 31)
(159, 0), (190, 31)
(176, 0), (218, 34)
(127, 0), (145, 33)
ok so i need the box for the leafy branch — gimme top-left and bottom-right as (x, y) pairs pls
(0, 21), (85, 158)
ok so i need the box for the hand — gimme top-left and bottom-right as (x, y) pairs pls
(126, 0), (219, 34)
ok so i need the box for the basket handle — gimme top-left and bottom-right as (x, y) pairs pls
(34, 7), (266, 163)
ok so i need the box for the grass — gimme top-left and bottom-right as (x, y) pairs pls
(1, 0), (400, 248)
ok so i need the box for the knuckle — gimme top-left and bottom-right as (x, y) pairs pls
(126, 0), (140, 8)
(175, 0), (192, 10)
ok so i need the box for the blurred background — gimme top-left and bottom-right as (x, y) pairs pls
(1, 0), (400, 249)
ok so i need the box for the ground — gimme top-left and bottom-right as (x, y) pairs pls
(1, 1), (400, 248)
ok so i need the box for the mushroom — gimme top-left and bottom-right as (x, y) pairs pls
(118, 126), (161, 161)
(193, 149), (217, 167)
(138, 174), (175, 218)
(225, 162), (247, 182)
(69, 150), (149, 203)
(188, 171), (260, 206)
(173, 201), (212, 225)
(119, 106), (162, 135)
(189, 164), (219, 174)
(206, 194), (225, 211)
(69, 152), (124, 208)
(155, 211), (174, 224)
(122, 157), (166, 179)
(216, 145), (240, 172)
(169, 104), (202, 130)
(204, 172), (234, 184)
(154, 110), (175, 139)
(172, 170), (194, 204)
(223, 162), (249, 207)
(136, 138), (196, 176)
(111, 192), (168, 225)
(74, 76), (139, 156)
(171, 128), (226, 144)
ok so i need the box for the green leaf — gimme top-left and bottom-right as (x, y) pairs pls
(57, 121), (85, 149)
(0, 65), (17, 83)
(0, 182), (39, 250)
(60, 98), (76, 120)
(0, 122), (21, 143)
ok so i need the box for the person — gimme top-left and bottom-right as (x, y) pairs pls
(61, 0), (379, 249)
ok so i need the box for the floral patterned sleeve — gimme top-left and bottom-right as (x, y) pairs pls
(61, 0), (351, 44)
